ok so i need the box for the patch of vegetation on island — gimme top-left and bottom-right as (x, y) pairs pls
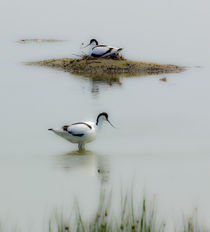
(27, 54), (184, 79)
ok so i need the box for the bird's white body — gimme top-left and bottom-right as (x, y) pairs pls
(86, 39), (123, 58)
(49, 113), (114, 151)
(52, 121), (97, 144)
(90, 45), (123, 58)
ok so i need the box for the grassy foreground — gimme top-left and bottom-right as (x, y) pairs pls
(48, 189), (207, 232)
(49, 191), (164, 232)
(0, 189), (207, 232)
(27, 56), (184, 78)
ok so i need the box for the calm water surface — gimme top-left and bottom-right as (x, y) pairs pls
(1, 0), (210, 230)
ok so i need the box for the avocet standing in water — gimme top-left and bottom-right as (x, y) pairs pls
(48, 112), (115, 151)
(85, 39), (123, 58)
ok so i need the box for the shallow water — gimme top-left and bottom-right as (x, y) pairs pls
(1, 0), (210, 230)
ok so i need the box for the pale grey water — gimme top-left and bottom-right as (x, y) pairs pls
(1, 0), (210, 230)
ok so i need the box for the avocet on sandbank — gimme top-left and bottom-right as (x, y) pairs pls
(84, 39), (123, 58)
(48, 112), (115, 151)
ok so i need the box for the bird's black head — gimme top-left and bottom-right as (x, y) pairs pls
(96, 112), (108, 125)
(96, 112), (115, 128)
(90, 39), (98, 45)
(97, 112), (108, 123)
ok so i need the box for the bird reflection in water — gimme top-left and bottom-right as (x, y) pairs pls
(54, 150), (109, 184)
(90, 76), (122, 96)
(72, 67), (160, 96)
(72, 72), (122, 96)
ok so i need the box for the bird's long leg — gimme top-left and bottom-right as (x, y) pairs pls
(78, 143), (85, 152)
(78, 143), (82, 151)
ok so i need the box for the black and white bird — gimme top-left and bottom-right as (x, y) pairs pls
(48, 112), (114, 151)
(85, 39), (123, 58)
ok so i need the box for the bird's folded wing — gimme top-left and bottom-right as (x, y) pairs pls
(92, 46), (112, 55)
(67, 123), (91, 136)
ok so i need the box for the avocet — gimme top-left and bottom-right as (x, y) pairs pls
(48, 112), (114, 151)
(85, 39), (123, 58)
